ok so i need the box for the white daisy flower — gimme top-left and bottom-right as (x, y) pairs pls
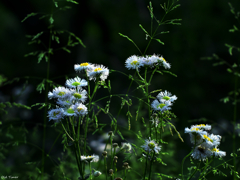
(125, 55), (143, 70)
(191, 143), (212, 161)
(201, 134), (221, 147)
(87, 64), (109, 81)
(48, 108), (64, 122)
(211, 147), (226, 158)
(70, 88), (88, 103)
(189, 131), (207, 145)
(66, 76), (88, 89)
(156, 90), (177, 103)
(185, 126), (207, 135)
(151, 99), (172, 112)
(81, 154), (99, 163)
(73, 103), (88, 116)
(121, 143), (132, 152)
(195, 124), (211, 131)
(159, 56), (171, 69)
(141, 138), (161, 154)
(48, 86), (71, 100)
(56, 98), (72, 107)
(64, 105), (77, 117)
(74, 62), (94, 72)
(139, 55), (157, 68)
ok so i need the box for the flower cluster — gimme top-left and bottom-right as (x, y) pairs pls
(151, 90), (177, 112)
(47, 77), (88, 122)
(125, 54), (171, 70)
(48, 63), (110, 122)
(185, 124), (226, 161)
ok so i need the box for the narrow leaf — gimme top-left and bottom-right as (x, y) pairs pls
(21, 13), (38, 22)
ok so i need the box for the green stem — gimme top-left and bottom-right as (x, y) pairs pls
(233, 74), (238, 180)
(143, 151), (149, 180)
(89, 163), (92, 180)
(197, 158), (213, 180)
(70, 117), (83, 179)
(124, 169), (127, 180)
(148, 152), (155, 180)
(182, 136), (197, 180)
(42, 5), (53, 180)
(104, 157), (108, 180)
(188, 161), (201, 180)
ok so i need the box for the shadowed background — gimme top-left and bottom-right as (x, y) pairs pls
(0, 0), (239, 179)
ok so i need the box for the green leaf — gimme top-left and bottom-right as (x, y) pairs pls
(149, 1), (153, 19)
(162, 70), (177, 77)
(119, 33), (135, 44)
(139, 24), (149, 36)
(36, 79), (45, 93)
(62, 47), (71, 53)
(225, 43), (233, 55)
(24, 51), (39, 57)
(54, 1), (58, 8)
(49, 16), (54, 24)
(38, 52), (45, 63)
(66, 0), (79, 4)
(155, 38), (164, 45)
(32, 32), (44, 41)
(21, 13), (38, 22)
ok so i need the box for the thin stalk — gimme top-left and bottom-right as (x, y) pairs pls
(188, 161), (201, 180)
(42, 5), (53, 179)
(182, 136), (197, 180)
(124, 169), (127, 180)
(70, 117), (83, 178)
(89, 163), (92, 180)
(233, 74), (238, 180)
(148, 152), (155, 180)
(104, 156), (108, 180)
(197, 158), (213, 180)
(143, 151), (149, 180)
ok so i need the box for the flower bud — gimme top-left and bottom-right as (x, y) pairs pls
(109, 169), (114, 176)
(102, 151), (107, 157)
(93, 171), (102, 177)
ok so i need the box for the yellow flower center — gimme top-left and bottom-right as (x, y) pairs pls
(203, 135), (213, 142)
(72, 82), (81, 86)
(197, 124), (206, 127)
(74, 93), (82, 99)
(191, 128), (200, 131)
(80, 63), (89, 66)
(53, 112), (59, 116)
(58, 91), (66, 96)
(212, 148), (219, 152)
(67, 108), (74, 114)
(77, 107), (83, 112)
(162, 58), (166, 62)
(130, 60), (138, 65)
(94, 68), (102, 72)
(157, 103), (165, 108)
(162, 96), (170, 100)
(148, 142), (155, 149)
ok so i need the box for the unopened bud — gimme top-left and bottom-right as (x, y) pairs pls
(109, 169), (114, 176)
(102, 151), (107, 157)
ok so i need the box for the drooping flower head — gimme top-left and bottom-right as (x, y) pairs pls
(191, 143), (212, 161)
(139, 55), (158, 68)
(211, 147), (226, 158)
(121, 142), (132, 152)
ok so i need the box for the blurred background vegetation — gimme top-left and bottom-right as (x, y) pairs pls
(0, 0), (239, 179)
